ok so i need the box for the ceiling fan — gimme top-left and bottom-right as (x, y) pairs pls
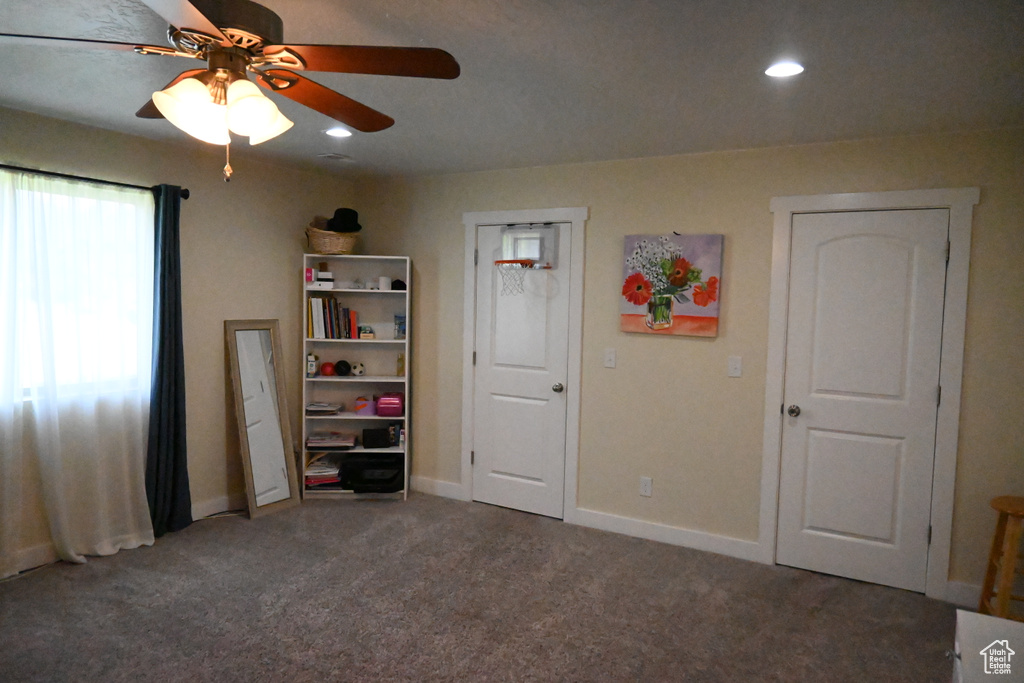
(0, 0), (460, 160)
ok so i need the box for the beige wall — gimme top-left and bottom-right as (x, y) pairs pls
(1, 108), (355, 548)
(354, 127), (1024, 585)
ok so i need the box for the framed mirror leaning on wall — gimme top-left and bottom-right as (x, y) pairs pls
(225, 319), (301, 517)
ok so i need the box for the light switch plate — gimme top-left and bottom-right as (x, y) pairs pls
(604, 348), (616, 368)
(728, 356), (742, 377)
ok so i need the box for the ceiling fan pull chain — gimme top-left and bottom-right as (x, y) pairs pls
(223, 142), (233, 182)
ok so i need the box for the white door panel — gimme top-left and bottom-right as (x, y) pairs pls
(472, 223), (570, 518)
(803, 429), (904, 541)
(777, 209), (948, 592)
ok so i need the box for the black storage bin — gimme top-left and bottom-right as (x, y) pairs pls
(362, 428), (391, 449)
(340, 453), (404, 493)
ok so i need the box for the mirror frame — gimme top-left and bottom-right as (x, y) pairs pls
(224, 319), (301, 518)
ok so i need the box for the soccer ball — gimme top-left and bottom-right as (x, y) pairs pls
(350, 362), (366, 376)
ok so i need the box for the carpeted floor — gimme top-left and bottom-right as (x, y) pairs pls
(0, 494), (956, 682)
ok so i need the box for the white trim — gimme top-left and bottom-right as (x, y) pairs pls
(570, 508), (764, 563)
(945, 581), (983, 609)
(410, 475), (469, 501)
(761, 188), (980, 600)
(5, 542), (59, 578)
(461, 207), (588, 520)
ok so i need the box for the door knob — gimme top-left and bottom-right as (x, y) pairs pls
(552, 383), (564, 393)
(787, 405), (801, 417)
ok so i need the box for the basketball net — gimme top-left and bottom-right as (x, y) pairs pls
(495, 259), (533, 296)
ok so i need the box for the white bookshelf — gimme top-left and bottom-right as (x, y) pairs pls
(302, 255), (410, 499)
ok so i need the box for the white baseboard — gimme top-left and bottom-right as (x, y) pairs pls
(192, 495), (240, 520)
(410, 475), (469, 501)
(3, 542), (59, 578)
(566, 506), (765, 564)
(945, 580), (982, 608)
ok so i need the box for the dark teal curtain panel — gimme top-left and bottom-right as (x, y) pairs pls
(146, 185), (192, 537)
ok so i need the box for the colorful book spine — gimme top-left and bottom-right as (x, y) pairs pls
(323, 297), (334, 339)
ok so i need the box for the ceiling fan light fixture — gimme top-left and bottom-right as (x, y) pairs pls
(152, 77), (230, 145)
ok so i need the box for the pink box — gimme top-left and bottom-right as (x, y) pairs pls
(376, 392), (404, 417)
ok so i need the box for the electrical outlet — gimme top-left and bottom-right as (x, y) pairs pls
(603, 348), (616, 368)
(728, 355), (742, 377)
(640, 476), (653, 497)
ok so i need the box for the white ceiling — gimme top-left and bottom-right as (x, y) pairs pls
(1, 0), (1022, 177)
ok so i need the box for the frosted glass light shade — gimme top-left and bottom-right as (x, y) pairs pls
(226, 80), (279, 137)
(248, 110), (294, 145)
(153, 75), (293, 145)
(152, 78), (230, 145)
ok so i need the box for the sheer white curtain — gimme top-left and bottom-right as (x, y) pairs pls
(0, 169), (156, 578)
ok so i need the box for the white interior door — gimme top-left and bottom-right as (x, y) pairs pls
(236, 330), (290, 507)
(472, 223), (571, 518)
(776, 208), (949, 592)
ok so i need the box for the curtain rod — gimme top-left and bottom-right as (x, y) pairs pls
(0, 163), (190, 199)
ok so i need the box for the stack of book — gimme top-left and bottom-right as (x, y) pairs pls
(305, 458), (341, 487)
(305, 432), (356, 450)
(305, 402), (342, 415)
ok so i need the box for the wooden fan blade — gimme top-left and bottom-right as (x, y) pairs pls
(256, 69), (394, 133)
(136, 69), (207, 118)
(263, 45), (460, 79)
(137, 0), (230, 46)
(0, 33), (158, 51)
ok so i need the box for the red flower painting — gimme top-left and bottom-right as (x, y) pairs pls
(622, 272), (653, 306)
(620, 233), (723, 337)
(668, 257), (692, 287)
(691, 276), (719, 307)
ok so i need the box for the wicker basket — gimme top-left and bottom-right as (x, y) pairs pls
(306, 226), (358, 255)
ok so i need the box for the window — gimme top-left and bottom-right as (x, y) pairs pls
(0, 169), (155, 402)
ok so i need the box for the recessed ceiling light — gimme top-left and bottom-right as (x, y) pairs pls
(325, 127), (352, 138)
(765, 61), (804, 78)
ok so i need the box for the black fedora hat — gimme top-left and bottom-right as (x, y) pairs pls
(327, 208), (362, 233)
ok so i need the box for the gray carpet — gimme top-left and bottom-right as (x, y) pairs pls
(0, 494), (955, 682)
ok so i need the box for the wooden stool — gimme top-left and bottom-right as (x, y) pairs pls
(979, 495), (1024, 621)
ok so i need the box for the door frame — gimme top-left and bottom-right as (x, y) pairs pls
(461, 207), (588, 514)
(758, 188), (979, 600)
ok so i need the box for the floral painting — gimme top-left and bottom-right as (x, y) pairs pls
(620, 233), (723, 337)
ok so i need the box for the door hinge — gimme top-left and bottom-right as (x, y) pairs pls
(472, 351), (476, 366)
(474, 249), (479, 266)
(945, 241), (951, 265)
(780, 403), (784, 415)
(937, 385), (942, 406)
(928, 525), (933, 545)
(471, 450), (475, 465)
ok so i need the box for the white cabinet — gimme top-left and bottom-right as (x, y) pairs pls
(953, 609), (1024, 681)
(301, 255), (410, 498)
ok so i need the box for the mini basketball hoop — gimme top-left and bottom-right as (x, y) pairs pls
(494, 259), (534, 296)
